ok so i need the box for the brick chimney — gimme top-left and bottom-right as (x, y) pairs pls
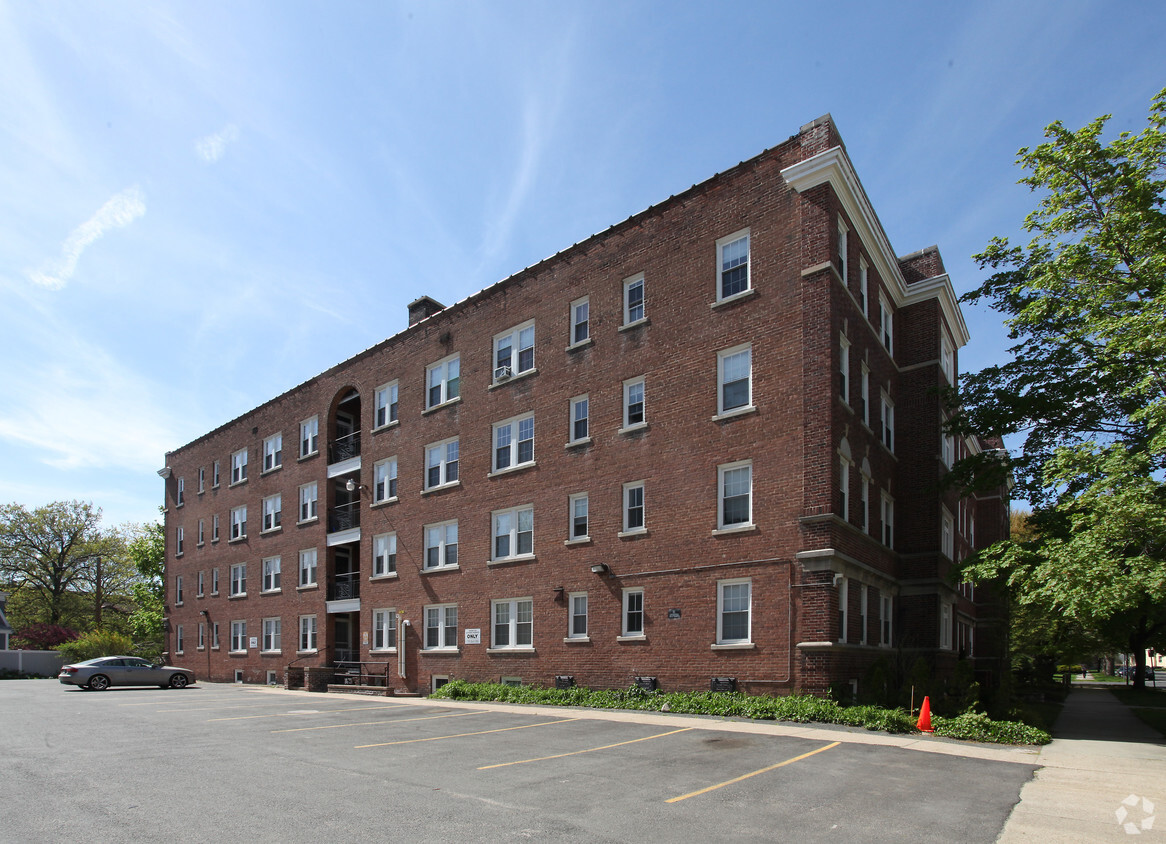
(408, 296), (446, 326)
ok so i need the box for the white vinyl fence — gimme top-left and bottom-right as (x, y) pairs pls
(0, 650), (65, 676)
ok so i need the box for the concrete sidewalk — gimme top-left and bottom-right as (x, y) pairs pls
(998, 688), (1166, 841)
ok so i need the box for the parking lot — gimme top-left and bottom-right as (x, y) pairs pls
(5, 681), (1038, 842)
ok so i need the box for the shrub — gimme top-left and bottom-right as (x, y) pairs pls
(56, 630), (134, 663)
(12, 623), (80, 650)
(931, 710), (1051, 745)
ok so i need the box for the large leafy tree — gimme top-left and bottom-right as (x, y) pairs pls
(126, 518), (165, 649)
(954, 88), (1166, 689)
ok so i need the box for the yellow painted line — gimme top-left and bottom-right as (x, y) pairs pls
(209, 704), (409, 722)
(665, 741), (841, 803)
(272, 710), (488, 733)
(479, 727), (693, 769)
(356, 718), (580, 748)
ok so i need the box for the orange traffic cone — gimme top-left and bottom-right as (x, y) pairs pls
(916, 696), (933, 733)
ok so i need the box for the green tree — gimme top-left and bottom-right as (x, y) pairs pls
(126, 518), (165, 650)
(954, 88), (1166, 689)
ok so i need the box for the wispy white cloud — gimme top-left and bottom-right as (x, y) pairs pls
(27, 186), (146, 290)
(195, 123), (240, 163)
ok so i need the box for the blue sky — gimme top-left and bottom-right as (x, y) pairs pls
(1, 1), (1163, 528)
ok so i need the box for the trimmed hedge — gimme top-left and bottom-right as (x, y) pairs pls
(429, 681), (1051, 744)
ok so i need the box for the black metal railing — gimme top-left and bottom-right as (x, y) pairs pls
(328, 572), (360, 601)
(328, 431), (362, 464)
(328, 502), (360, 533)
(331, 659), (390, 687)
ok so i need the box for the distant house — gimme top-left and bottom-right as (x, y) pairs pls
(0, 591), (12, 650)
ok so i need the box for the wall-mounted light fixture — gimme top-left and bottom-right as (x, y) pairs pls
(590, 563), (610, 575)
(832, 572), (844, 587)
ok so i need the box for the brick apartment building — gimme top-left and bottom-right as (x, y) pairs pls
(158, 115), (1008, 698)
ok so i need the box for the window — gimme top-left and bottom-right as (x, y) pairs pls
(492, 598), (533, 649)
(940, 602), (953, 650)
(494, 322), (535, 380)
(569, 395), (589, 444)
(174, 575), (184, 605)
(570, 297), (590, 346)
(493, 413), (534, 471)
(426, 354), (461, 408)
(717, 345), (752, 415)
(373, 609), (397, 650)
(425, 438), (459, 489)
(839, 334), (850, 404)
(212, 621), (220, 649)
(717, 230), (750, 300)
(212, 460), (221, 488)
(839, 453), (850, 522)
(860, 461), (871, 534)
(374, 381), (399, 428)
(837, 577), (848, 643)
(198, 467), (205, 494)
(942, 508), (954, 559)
(262, 556), (281, 592)
(879, 295), (894, 354)
(623, 274), (645, 325)
(373, 533), (397, 577)
(299, 482), (318, 522)
(230, 620), (247, 652)
(623, 482), (645, 533)
(198, 622), (205, 649)
(211, 567), (220, 595)
(175, 526), (184, 556)
(230, 505), (247, 540)
(493, 506), (534, 560)
(212, 514), (220, 543)
(230, 448), (248, 484)
(859, 584), (870, 645)
(942, 428), (955, 469)
(261, 495), (281, 532)
(299, 548), (317, 587)
(299, 615), (317, 652)
(881, 493), (894, 548)
(717, 579), (751, 644)
(300, 416), (319, 458)
(373, 458), (398, 503)
(197, 571), (204, 597)
(858, 258), (869, 316)
(881, 392), (895, 452)
(622, 378), (645, 429)
(718, 461), (753, 529)
(175, 625), (184, 654)
(941, 333), (955, 384)
(262, 618), (281, 652)
(424, 604), (458, 649)
(176, 477), (185, 506)
(880, 594), (893, 646)
(568, 593), (588, 639)
(197, 519), (205, 546)
(568, 493), (589, 541)
(229, 563), (246, 597)
(622, 589), (644, 637)
(263, 433), (282, 472)
(859, 365), (870, 426)
(424, 521), (458, 570)
(837, 216), (849, 283)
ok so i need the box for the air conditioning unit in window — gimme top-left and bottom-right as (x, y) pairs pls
(494, 365), (513, 381)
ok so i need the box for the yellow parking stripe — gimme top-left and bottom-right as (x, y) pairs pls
(665, 741), (840, 803)
(479, 727), (693, 769)
(209, 704), (409, 722)
(272, 710), (488, 733)
(355, 718), (580, 748)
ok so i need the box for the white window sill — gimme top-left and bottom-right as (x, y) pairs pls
(371, 420), (400, 434)
(711, 642), (756, 651)
(196, 646), (205, 652)
(421, 565), (460, 575)
(422, 480), (461, 496)
(228, 535), (246, 544)
(369, 572), (398, 581)
(712, 524), (758, 537)
(260, 466), (282, 476)
(371, 497), (398, 508)
(370, 648), (398, 654)
(488, 461), (536, 479)
(564, 636), (591, 644)
(175, 552), (184, 559)
(565, 337), (593, 352)
(296, 649), (318, 656)
(618, 317), (649, 332)
(229, 649), (247, 655)
(618, 529), (648, 539)
(175, 651), (184, 656)
(712, 405), (758, 422)
(210, 591), (220, 597)
(228, 593), (247, 600)
(711, 287), (758, 309)
(211, 645), (221, 651)
(174, 601), (184, 607)
(175, 502), (184, 509)
(296, 516), (319, 526)
(565, 437), (591, 449)
(260, 650), (282, 656)
(564, 537), (591, 546)
(618, 422), (648, 435)
(261, 589), (282, 596)
(211, 538), (220, 545)
(260, 526), (282, 536)
(421, 647), (460, 654)
(298, 451), (319, 462)
(212, 484), (221, 490)
(489, 367), (538, 389)
(196, 542), (205, 549)
(229, 479), (247, 489)
(423, 396), (462, 416)
(616, 635), (647, 643)
(297, 582), (318, 591)
(486, 647), (536, 655)
(196, 593), (204, 599)
(488, 554), (536, 567)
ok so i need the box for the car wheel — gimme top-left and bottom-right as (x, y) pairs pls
(87, 674), (111, 691)
(169, 673), (189, 689)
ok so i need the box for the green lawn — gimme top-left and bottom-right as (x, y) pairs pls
(1108, 687), (1166, 739)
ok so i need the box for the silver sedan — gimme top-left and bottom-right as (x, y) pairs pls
(58, 656), (196, 691)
